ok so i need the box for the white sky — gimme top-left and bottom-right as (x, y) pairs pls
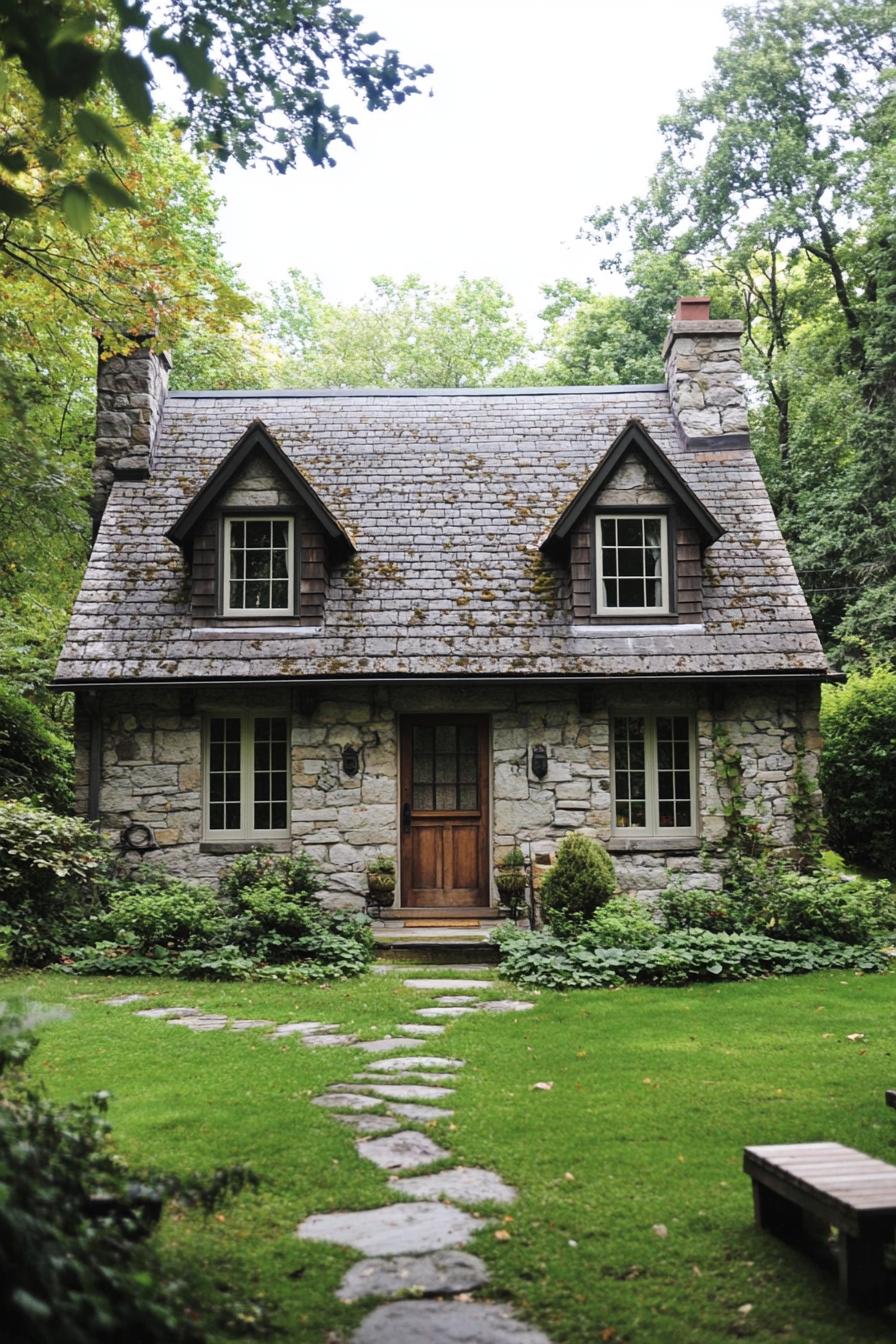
(218, 0), (743, 325)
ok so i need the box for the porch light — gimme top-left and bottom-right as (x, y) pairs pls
(341, 744), (360, 777)
(531, 744), (548, 779)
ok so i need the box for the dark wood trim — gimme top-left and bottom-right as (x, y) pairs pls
(167, 419), (354, 558)
(540, 420), (724, 554)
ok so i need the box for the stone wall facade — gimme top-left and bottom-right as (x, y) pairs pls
(663, 318), (750, 439)
(75, 679), (822, 909)
(93, 346), (170, 529)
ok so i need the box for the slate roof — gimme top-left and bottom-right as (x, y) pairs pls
(54, 386), (830, 685)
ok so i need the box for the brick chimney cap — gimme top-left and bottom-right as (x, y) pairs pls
(675, 296), (712, 321)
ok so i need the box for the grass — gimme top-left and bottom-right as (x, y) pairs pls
(3, 965), (896, 1343)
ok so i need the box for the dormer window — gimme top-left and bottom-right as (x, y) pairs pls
(223, 516), (294, 616)
(596, 514), (669, 615)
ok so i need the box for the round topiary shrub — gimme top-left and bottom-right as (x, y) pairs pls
(538, 833), (616, 935)
(820, 667), (896, 872)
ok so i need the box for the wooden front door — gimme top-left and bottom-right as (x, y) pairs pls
(400, 716), (489, 907)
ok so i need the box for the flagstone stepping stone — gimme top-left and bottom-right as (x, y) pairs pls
(269, 1022), (338, 1038)
(365, 1056), (465, 1073)
(396, 1022), (445, 1036)
(387, 1103), (454, 1123)
(390, 1165), (517, 1206)
(302, 1033), (359, 1047)
(351, 1301), (553, 1344)
(312, 1093), (384, 1112)
(297, 1201), (483, 1256)
(135, 1006), (200, 1018)
(168, 1014), (228, 1031)
(478, 1000), (535, 1013)
(404, 979), (492, 990)
(356, 1130), (450, 1171)
(415, 1007), (475, 1018)
(105, 994), (149, 1005)
(230, 1019), (275, 1031)
(355, 1083), (456, 1102)
(331, 1114), (401, 1135)
(353, 1072), (459, 1085)
(435, 995), (479, 1005)
(354, 1037), (429, 1053)
(337, 1249), (489, 1303)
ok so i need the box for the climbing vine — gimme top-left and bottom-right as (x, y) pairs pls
(790, 726), (826, 870)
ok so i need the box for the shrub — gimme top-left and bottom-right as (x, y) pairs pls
(493, 925), (888, 991)
(820, 666), (896, 871)
(0, 685), (73, 813)
(578, 895), (658, 949)
(218, 850), (320, 904)
(97, 872), (228, 952)
(0, 1001), (259, 1344)
(660, 867), (896, 946)
(539, 833), (616, 934)
(658, 882), (742, 934)
(223, 850), (374, 976)
(0, 801), (108, 966)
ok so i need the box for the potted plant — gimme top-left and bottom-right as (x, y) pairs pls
(366, 854), (396, 907)
(495, 847), (528, 919)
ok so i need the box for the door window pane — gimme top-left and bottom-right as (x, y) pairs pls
(410, 721), (479, 811)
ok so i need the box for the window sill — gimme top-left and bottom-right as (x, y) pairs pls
(192, 625), (322, 639)
(572, 623), (705, 635)
(606, 836), (701, 854)
(199, 839), (292, 855)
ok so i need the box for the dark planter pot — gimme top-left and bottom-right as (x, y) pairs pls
(367, 872), (396, 906)
(495, 869), (527, 917)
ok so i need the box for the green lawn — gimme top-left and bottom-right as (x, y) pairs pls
(3, 966), (896, 1344)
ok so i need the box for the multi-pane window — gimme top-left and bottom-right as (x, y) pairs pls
(597, 514), (668, 614)
(611, 713), (695, 835)
(412, 722), (479, 812)
(205, 714), (289, 837)
(223, 517), (294, 615)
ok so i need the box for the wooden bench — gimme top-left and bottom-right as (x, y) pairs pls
(744, 1142), (896, 1308)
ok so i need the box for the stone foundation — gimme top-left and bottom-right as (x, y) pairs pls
(75, 680), (822, 908)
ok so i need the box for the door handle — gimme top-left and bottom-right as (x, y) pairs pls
(402, 802), (411, 834)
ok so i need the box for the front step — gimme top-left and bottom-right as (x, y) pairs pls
(372, 911), (512, 964)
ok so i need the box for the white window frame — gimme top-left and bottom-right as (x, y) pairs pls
(202, 712), (291, 841)
(610, 711), (697, 838)
(222, 515), (295, 618)
(595, 513), (670, 616)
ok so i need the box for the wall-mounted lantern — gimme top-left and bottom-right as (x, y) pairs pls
(341, 744), (360, 777)
(531, 744), (548, 779)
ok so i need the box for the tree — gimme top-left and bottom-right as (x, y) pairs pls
(0, 0), (431, 224)
(573, 0), (896, 665)
(264, 273), (531, 388)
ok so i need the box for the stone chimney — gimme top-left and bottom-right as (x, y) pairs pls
(93, 342), (171, 533)
(662, 297), (748, 441)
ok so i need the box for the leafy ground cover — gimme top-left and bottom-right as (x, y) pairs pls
(2, 966), (896, 1344)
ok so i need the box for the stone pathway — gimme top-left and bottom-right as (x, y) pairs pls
(104, 969), (550, 1341)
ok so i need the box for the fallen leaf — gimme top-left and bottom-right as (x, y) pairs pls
(738, 1304), (753, 1315)
(564, 1171), (575, 1181)
(652, 1223), (668, 1238)
(600, 1329), (616, 1341)
(494, 1229), (511, 1241)
(532, 1081), (554, 1091)
(456, 1293), (474, 1303)
(692, 1264), (702, 1276)
(568, 1238), (578, 1247)
(846, 1033), (865, 1041)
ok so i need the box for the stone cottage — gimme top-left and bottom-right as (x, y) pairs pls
(54, 299), (831, 915)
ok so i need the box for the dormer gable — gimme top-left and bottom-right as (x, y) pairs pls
(540, 421), (723, 625)
(167, 421), (354, 627)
